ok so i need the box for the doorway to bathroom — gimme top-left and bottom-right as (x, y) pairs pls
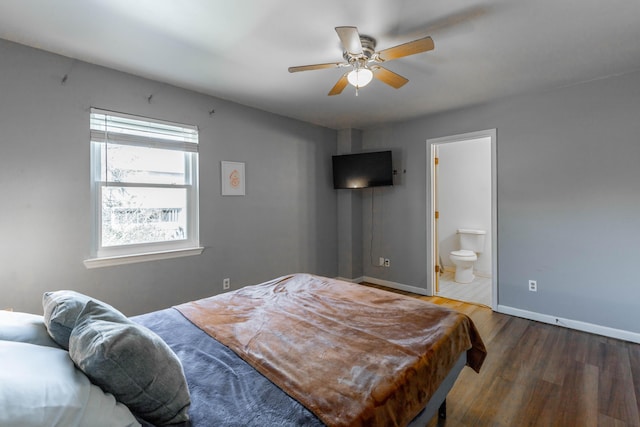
(426, 129), (497, 309)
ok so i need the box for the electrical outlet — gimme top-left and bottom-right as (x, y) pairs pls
(379, 257), (385, 266)
(223, 278), (230, 290)
(528, 280), (537, 292)
(384, 258), (390, 267)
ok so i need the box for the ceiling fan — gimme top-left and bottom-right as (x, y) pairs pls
(288, 26), (434, 96)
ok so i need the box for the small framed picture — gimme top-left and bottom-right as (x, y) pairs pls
(221, 161), (245, 196)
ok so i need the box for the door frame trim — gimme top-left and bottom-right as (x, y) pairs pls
(426, 129), (498, 310)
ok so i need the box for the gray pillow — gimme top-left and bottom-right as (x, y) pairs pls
(69, 301), (190, 425)
(42, 290), (124, 349)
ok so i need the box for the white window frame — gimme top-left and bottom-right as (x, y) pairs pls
(84, 108), (203, 268)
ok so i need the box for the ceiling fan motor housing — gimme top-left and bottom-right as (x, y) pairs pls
(343, 35), (377, 62)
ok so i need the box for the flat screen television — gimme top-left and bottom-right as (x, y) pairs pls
(332, 151), (393, 189)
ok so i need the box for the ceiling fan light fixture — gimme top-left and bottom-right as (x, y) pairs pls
(347, 67), (373, 88)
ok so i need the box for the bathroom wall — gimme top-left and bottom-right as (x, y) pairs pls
(437, 137), (492, 276)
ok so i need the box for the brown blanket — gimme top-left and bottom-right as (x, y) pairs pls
(176, 274), (486, 427)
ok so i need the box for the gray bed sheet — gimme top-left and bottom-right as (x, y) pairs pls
(132, 307), (323, 427)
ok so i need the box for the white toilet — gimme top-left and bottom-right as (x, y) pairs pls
(449, 229), (486, 284)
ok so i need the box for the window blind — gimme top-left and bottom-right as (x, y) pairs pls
(90, 108), (198, 152)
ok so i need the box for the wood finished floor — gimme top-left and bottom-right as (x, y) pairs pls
(361, 283), (640, 427)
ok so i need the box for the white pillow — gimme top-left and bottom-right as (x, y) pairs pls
(0, 310), (61, 348)
(0, 340), (140, 427)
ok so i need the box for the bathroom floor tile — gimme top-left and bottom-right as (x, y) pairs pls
(436, 271), (492, 307)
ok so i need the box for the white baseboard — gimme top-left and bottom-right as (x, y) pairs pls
(336, 276), (427, 296)
(335, 276), (364, 283)
(361, 276), (428, 296)
(497, 305), (640, 344)
(338, 276), (639, 344)
(336, 276), (427, 295)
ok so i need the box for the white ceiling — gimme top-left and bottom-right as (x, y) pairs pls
(1, 0), (639, 130)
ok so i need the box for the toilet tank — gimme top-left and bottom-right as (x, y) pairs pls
(457, 229), (486, 253)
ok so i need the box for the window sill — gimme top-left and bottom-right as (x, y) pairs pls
(84, 247), (204, 269)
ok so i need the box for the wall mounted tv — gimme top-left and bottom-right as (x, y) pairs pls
(332, 150), (393, 189)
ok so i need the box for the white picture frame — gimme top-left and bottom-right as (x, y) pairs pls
(221, 161), (245, 196)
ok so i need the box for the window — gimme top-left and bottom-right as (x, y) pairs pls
(84, 109), (202, 268)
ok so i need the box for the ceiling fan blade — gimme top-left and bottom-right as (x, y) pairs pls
(376, 36), (434, 62)
(335, 26), (363, 55)
(328, 74), (349, 96)
(288, 62), (346, 73)
(372, 66), (409, 89)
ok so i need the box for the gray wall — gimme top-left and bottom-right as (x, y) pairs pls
(0, 39), (337, 315)
(3, 36), (638, 336)
(362, 70), (640, 334)
(336, 129), (363, 280)
(360, 130), (419, 287)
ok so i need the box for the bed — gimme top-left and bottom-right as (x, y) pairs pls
(0, 273), (486, 427)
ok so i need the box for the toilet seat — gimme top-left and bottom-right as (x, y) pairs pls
(450, 250), (477, 260)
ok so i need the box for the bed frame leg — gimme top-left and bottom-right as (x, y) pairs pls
(438, 399), (447, 419)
